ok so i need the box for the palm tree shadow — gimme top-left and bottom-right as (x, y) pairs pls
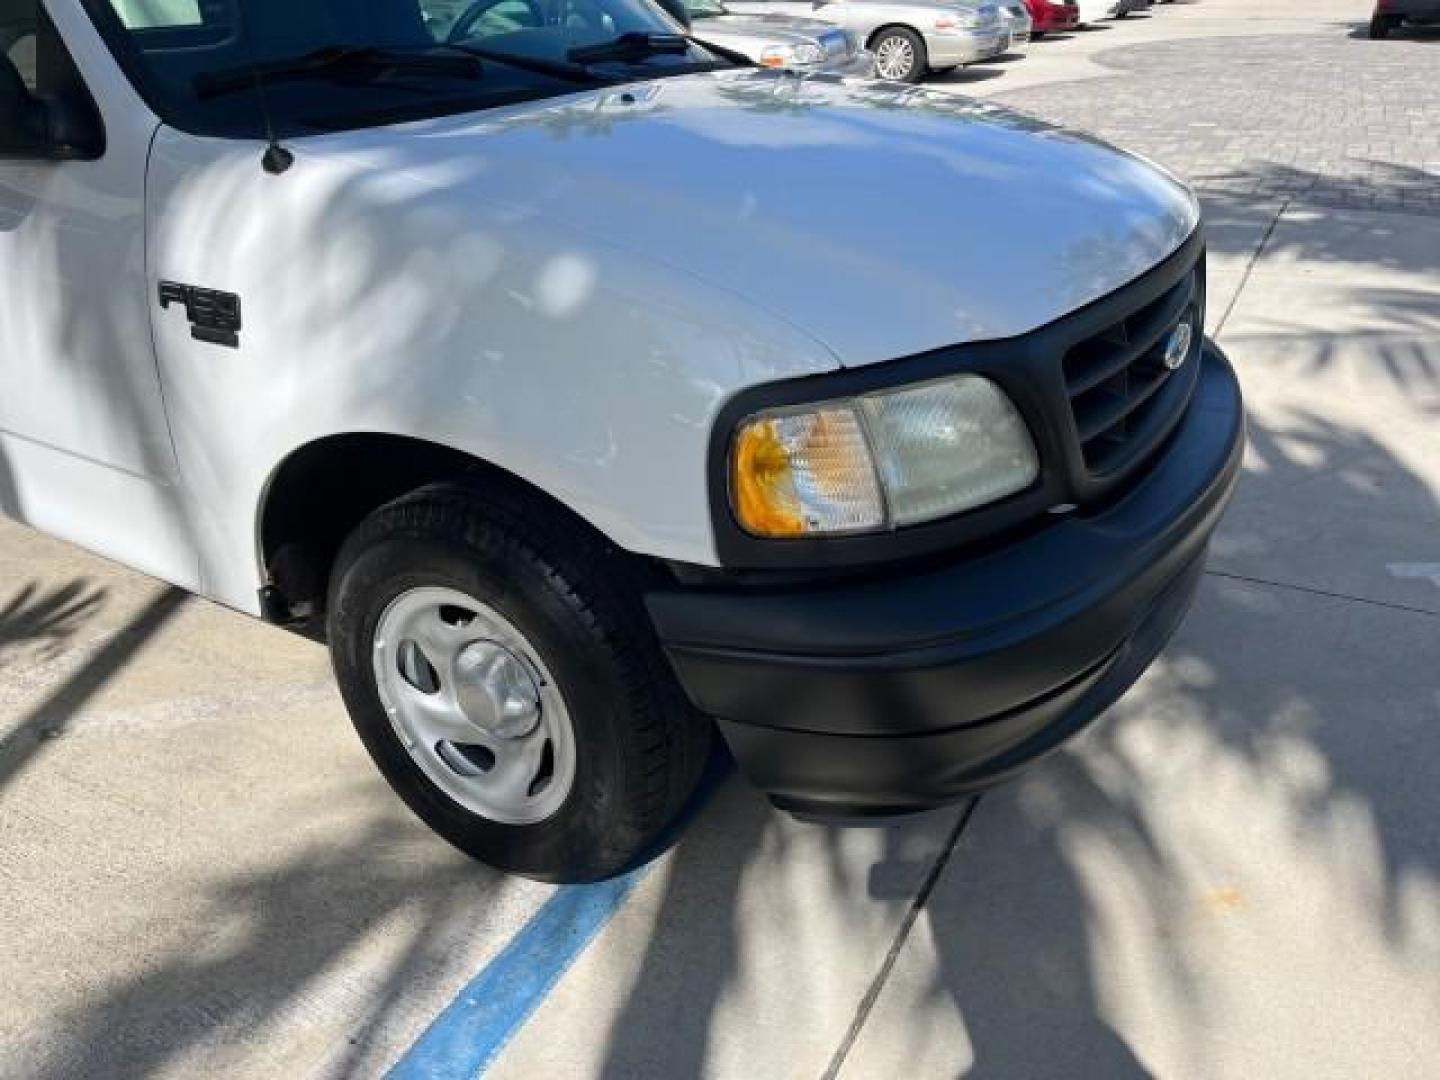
(12, 810), (510, 1080)
(863, 407), (1440, 1075)
(600, 778), (772, 1079)
(0, 578), (107, 661)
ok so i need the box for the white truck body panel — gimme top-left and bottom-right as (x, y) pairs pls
(2, 6), (1196, 615)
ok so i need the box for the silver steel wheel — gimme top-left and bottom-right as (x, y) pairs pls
(372, 586), (577, 826)
(874, 33), (916, 80)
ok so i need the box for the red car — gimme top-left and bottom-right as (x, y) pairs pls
(1025, 0), (1081, 35)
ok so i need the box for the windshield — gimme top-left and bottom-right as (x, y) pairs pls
(84, 0), (730, 136)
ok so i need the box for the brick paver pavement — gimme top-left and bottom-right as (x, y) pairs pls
(987, 34), (1440, 215)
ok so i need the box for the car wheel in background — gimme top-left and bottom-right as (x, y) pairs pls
(872, 27), (927, 82)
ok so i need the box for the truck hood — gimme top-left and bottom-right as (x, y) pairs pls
(328, 70), (1198, 368)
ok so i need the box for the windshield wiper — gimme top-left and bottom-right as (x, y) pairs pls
(447, 43), (613, 85)
(452, 34), (746, 86)
(682, 35), (756, 68)
(566, 32), (690, 65)
(195, 46), (483, 99)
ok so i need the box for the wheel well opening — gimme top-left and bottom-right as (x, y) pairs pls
(258, 434), (592, 629)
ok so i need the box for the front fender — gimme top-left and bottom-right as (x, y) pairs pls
(145, 128), (839, 612)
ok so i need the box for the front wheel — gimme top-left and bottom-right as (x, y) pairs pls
(327, 483), (711, 882)
(872, 27), (927, 83)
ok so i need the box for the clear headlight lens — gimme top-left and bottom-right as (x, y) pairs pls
(759, 42), (826, 67)
(729, 375), (1038, 538)
(861, 376), (1038, 525)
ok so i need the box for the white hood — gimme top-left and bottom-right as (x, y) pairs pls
(145, 66), (1201, 589)
(322, 69), (1200, 368)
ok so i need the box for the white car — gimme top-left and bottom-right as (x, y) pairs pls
(1, 0), (1242, 880)
(1074, 0), (1125, 24)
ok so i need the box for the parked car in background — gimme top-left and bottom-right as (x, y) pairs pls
(726, 0), (1008, 82)
(669, 0), (875, 74)
(1369, 0), (1440, 37)
(1074, 0), (1124, 25)
(440, 0), (869, 74)
(1024, 0), (1079, 35)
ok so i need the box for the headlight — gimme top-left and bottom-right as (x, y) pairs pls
(759, 42), (826, 67)
(729, 374), (1038, 538)
(934, 9), (980, 30)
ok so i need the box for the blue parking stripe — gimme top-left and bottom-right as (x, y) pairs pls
(387, 866), (650, 1080)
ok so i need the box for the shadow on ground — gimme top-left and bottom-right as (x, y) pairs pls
(13, 812), (508, 1080)
(1200, 160), (1440, 221)
(0, 579), (107, 662)
(0, 582), (182, 794)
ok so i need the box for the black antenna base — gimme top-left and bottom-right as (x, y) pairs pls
(262, 142), (295, 175)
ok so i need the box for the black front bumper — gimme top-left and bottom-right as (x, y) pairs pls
(645, 341), (1245, 817)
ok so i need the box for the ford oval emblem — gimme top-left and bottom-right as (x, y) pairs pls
(1162, 321), (1193, 372)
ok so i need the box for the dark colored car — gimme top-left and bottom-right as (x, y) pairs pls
(1025, 0), (1080, 36)
(1370, 0), (1440, 36)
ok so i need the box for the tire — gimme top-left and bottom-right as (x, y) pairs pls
(1367, 14), (1392, 38)
(327, 482), (712, 883)
(871, 27), (927, 83)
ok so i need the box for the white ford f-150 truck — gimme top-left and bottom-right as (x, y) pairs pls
(0, 0), (1242, 881)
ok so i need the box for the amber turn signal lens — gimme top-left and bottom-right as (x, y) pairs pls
(730, 406), (884, 538)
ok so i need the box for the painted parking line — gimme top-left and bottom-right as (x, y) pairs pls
(386, 865), (652, 1080)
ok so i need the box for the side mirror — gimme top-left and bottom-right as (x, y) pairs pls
(0, 53), (103, 160)
(654, 0), (693, 30)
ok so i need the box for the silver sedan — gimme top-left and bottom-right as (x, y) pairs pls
(677, 0), (876, 75)
(726, 0), (1008, 82)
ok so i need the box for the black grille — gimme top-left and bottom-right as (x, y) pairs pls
(1062, 266), (1201, 475)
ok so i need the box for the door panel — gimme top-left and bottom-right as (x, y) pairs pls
(0, 0), (199, 590)
(0, 2), (176, 479)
